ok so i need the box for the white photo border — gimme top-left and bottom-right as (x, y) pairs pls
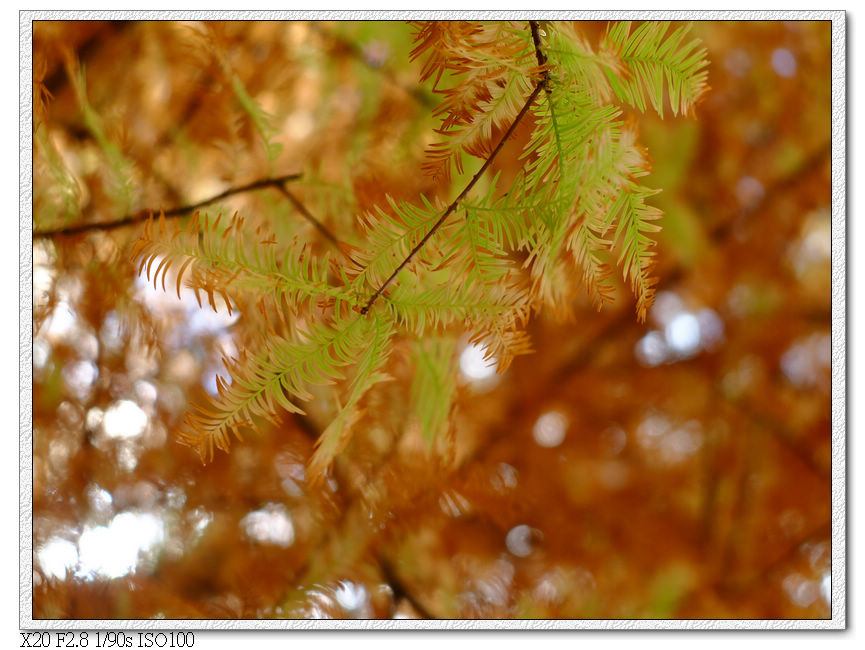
(19, 9), (847, 631)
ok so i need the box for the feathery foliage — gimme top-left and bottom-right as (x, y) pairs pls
(178, 314), (390, 466)
(411, 21), (540, 181)
(129, 20), (709, 476)
(601, 21), (709, 118)
(63, 53), (136, 216)
(132, 210), (351, 319)
(410, 337), (459, 445)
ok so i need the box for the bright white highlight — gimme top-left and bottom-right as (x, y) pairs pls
(820, 572), (831, 605)
(241, 503), (295, 547)
(665, 313), (701, 356)
(459, 343), (497, 380)
(37, 538), (79, 580)
(102, 400), (148, 439)
(62, 360), (99, 399)
(33, 340), (51, 371)
(77, 512), (165, 579)
(636, 291), (725, 366)
(87, 484), (113, 515)
(334, 581), (369, 613)
(44, 302), (78, 342)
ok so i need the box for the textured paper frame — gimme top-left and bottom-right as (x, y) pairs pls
(19, 9), (847, 630)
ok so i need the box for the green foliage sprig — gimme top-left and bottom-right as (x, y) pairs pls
(132, 20), (709, 476)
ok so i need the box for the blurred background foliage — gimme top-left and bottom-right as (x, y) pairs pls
(31, 20), (831, 619)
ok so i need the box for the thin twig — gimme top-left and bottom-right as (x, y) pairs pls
(360, 80), (546, 315)
(717, 519), (831, 597)
(310, 23), (437, 109)
(33, 173), (303, 239)
(529, 21), (551, 81)
(275, 184), (344, 254)
(359, 20), (552, 315)
(377, 551), (436, 619)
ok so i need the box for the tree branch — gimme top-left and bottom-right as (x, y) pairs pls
(529, 20), (551, 81)
(377, 551), (436, 619)
(33, 172), (303, 239)
(275, 184), (344, 253)
(360, 80), (546, 315)
(310, 22), (436, 109)
(358, 21), (553, 316)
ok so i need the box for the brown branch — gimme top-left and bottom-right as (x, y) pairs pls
(377, 551), (435, 619)
(33, 173), (303, 239)
(42, 22), (132, 99)
(275, 184), (344, 253)
(310, 23), (437, 109)
(718, 519), (831, 598)
(358, 21), (552, 316)
(360, 80), (546, 315)
(530, 21), (551, 81)
(706, 141), (831, 244)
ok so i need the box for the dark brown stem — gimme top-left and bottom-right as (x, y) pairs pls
(309, 23), (436, 109)
(718, 519), (830, 597)
(275, 184), (344, 253)
(529, 21), (550, 73)
(359, 80), (546, 315)
(530, 21), (555, 106)
(33, 173), (303, 239)
(378, 552), (436, 619)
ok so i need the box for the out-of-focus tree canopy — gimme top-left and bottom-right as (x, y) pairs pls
(31, 20), (831, 620)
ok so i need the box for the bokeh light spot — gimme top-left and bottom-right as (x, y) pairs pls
(62, 360), (98, 400)
(37, 538), (79, 580)
(102, 400), (148, 439)
(771, 48), (797, 77)
(334, 581), (369, 615)
(459, 343), (497, 381)
(665, 312), (701, 356)
(635, 331), (669, 367)
(736, 175), (765, 209)
(820, 572), (831, 605)
(77, 511), (165, 579)
(532, 410), (569, 448)
(241, 503), (295, 547)
(505, 524), (535, 558)
(724, 48), (752, 77)
(782, 572), (818, 608)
